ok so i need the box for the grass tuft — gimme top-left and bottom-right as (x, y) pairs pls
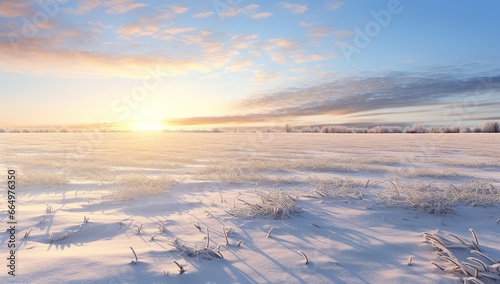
(423, 229), (500, 282)
(169, 238), (223, 260)
(228, 189), (300, 219)
(378, 180), (500, 214)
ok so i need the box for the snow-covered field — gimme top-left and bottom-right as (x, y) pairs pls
(1, 133), (499, 284)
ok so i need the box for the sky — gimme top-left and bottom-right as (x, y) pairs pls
(1, 0), (500, 130)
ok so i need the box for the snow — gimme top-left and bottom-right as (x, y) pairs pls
(0, 133), (499, 283)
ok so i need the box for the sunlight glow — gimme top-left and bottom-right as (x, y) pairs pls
(130, 121), (165, 132)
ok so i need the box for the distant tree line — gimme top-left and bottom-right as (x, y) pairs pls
(279, 121), (500, 134)
(1, 122), (498, 134)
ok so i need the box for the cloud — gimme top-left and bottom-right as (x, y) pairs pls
(257, 37), (328, 65)
(73, 0), (102, 14)
(193, 11), (215, 18)
(265, 38), (298, 50)
(269, 53), (288, 65)
(226, 59), (253, 72)
(104, 0), (147, 14)
(335, 30), (355, 38)
(327, 2), (343, 10)
(0, 25), (216, 78)
(241, 72), (500, 115)
(220, 7), (243, 17)
(252, 70), (280, 82)
(307, 26), (335, 38)
(166, 113), (273, 126)
(291, 53), (324, 63)
(245, 4), (259, 13)
(0, 0), (32, 17)
(0, 41), (211, 78)
(231, 34), (258, 49)
(162, 71), (500, 125)
(154, 27), (196, 40)
(251, 12), (272, 19)
(169, 3), (188, 14)
(278, 2), (308, 14)
(118, 18), (160, 37)
(166, 27), (196, 35)
(117, 4), (189, 37)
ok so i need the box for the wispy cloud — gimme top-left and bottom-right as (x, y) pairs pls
(163, 71), (500, 125)
(220, 6), (244, 17)
(104, 0), (148, 14)
(226, 59), (253, 72)
(278, 2), (308, 14)
(251, 12), (273, 19)
(335, 30), (355, 38)
(262, 38), (298, 50)
(231, 34), (259, 49)
(290, 53), (324, 63)
(193, 11), (214, 18)
(72, 0), (102, 14)
(0, 25), (212, 78)
(0, 0), (32, 17)
(118, 17), (160, 36)
(169, 3), (188, 14)
(327, 2), (343, 10)
(245, 4), (259, 13)
(306, 26), (335, 38)
(163, 27), (196, 35)
(252, 70), (280, 82)
(166, 113), (273, 126)
(117, 4), (188, 37)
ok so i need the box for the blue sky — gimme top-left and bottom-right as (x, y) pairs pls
(1, 0), (499, 129)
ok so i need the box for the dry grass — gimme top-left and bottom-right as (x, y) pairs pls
(18, 169), (70, 186)
(308, 176), (367, 199)
(378, 180), (500, 214)
(393, 167), (474, 179)
(169, 238), (223, 260)
(423, 229), (500, 283)
(108, 174), (175, 201)
(228, 189), (301, 219)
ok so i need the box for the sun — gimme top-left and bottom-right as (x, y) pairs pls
(130, 121), (165, 132)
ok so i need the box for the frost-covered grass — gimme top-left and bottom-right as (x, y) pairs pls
(307, 176), (368, 199)
(169, 238), (224, 260)
(18, 169), (70, 186)
(109, 173), (175, 201)
(378, 180), (500, 214)
(228, 189), (301, 219)
(393, 167), (475, 179)
(423, 229), (500, 283)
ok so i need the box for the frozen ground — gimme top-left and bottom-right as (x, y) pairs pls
(0, 133), (499, 283)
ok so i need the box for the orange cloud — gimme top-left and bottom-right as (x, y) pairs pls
(226, 59), (253, 72)
(0, 35), (212, 78)
(73, 0), (102, 14)
(193, 11), (214, 18)
(251, 12), (272, 19)
(0, 0), (32, 17)
(118, 18), (160, 36)
(104, 0), (147, 14)
(278, 2), (308, 14)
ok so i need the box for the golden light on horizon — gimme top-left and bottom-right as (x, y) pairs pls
(130, 121), (165, 132)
